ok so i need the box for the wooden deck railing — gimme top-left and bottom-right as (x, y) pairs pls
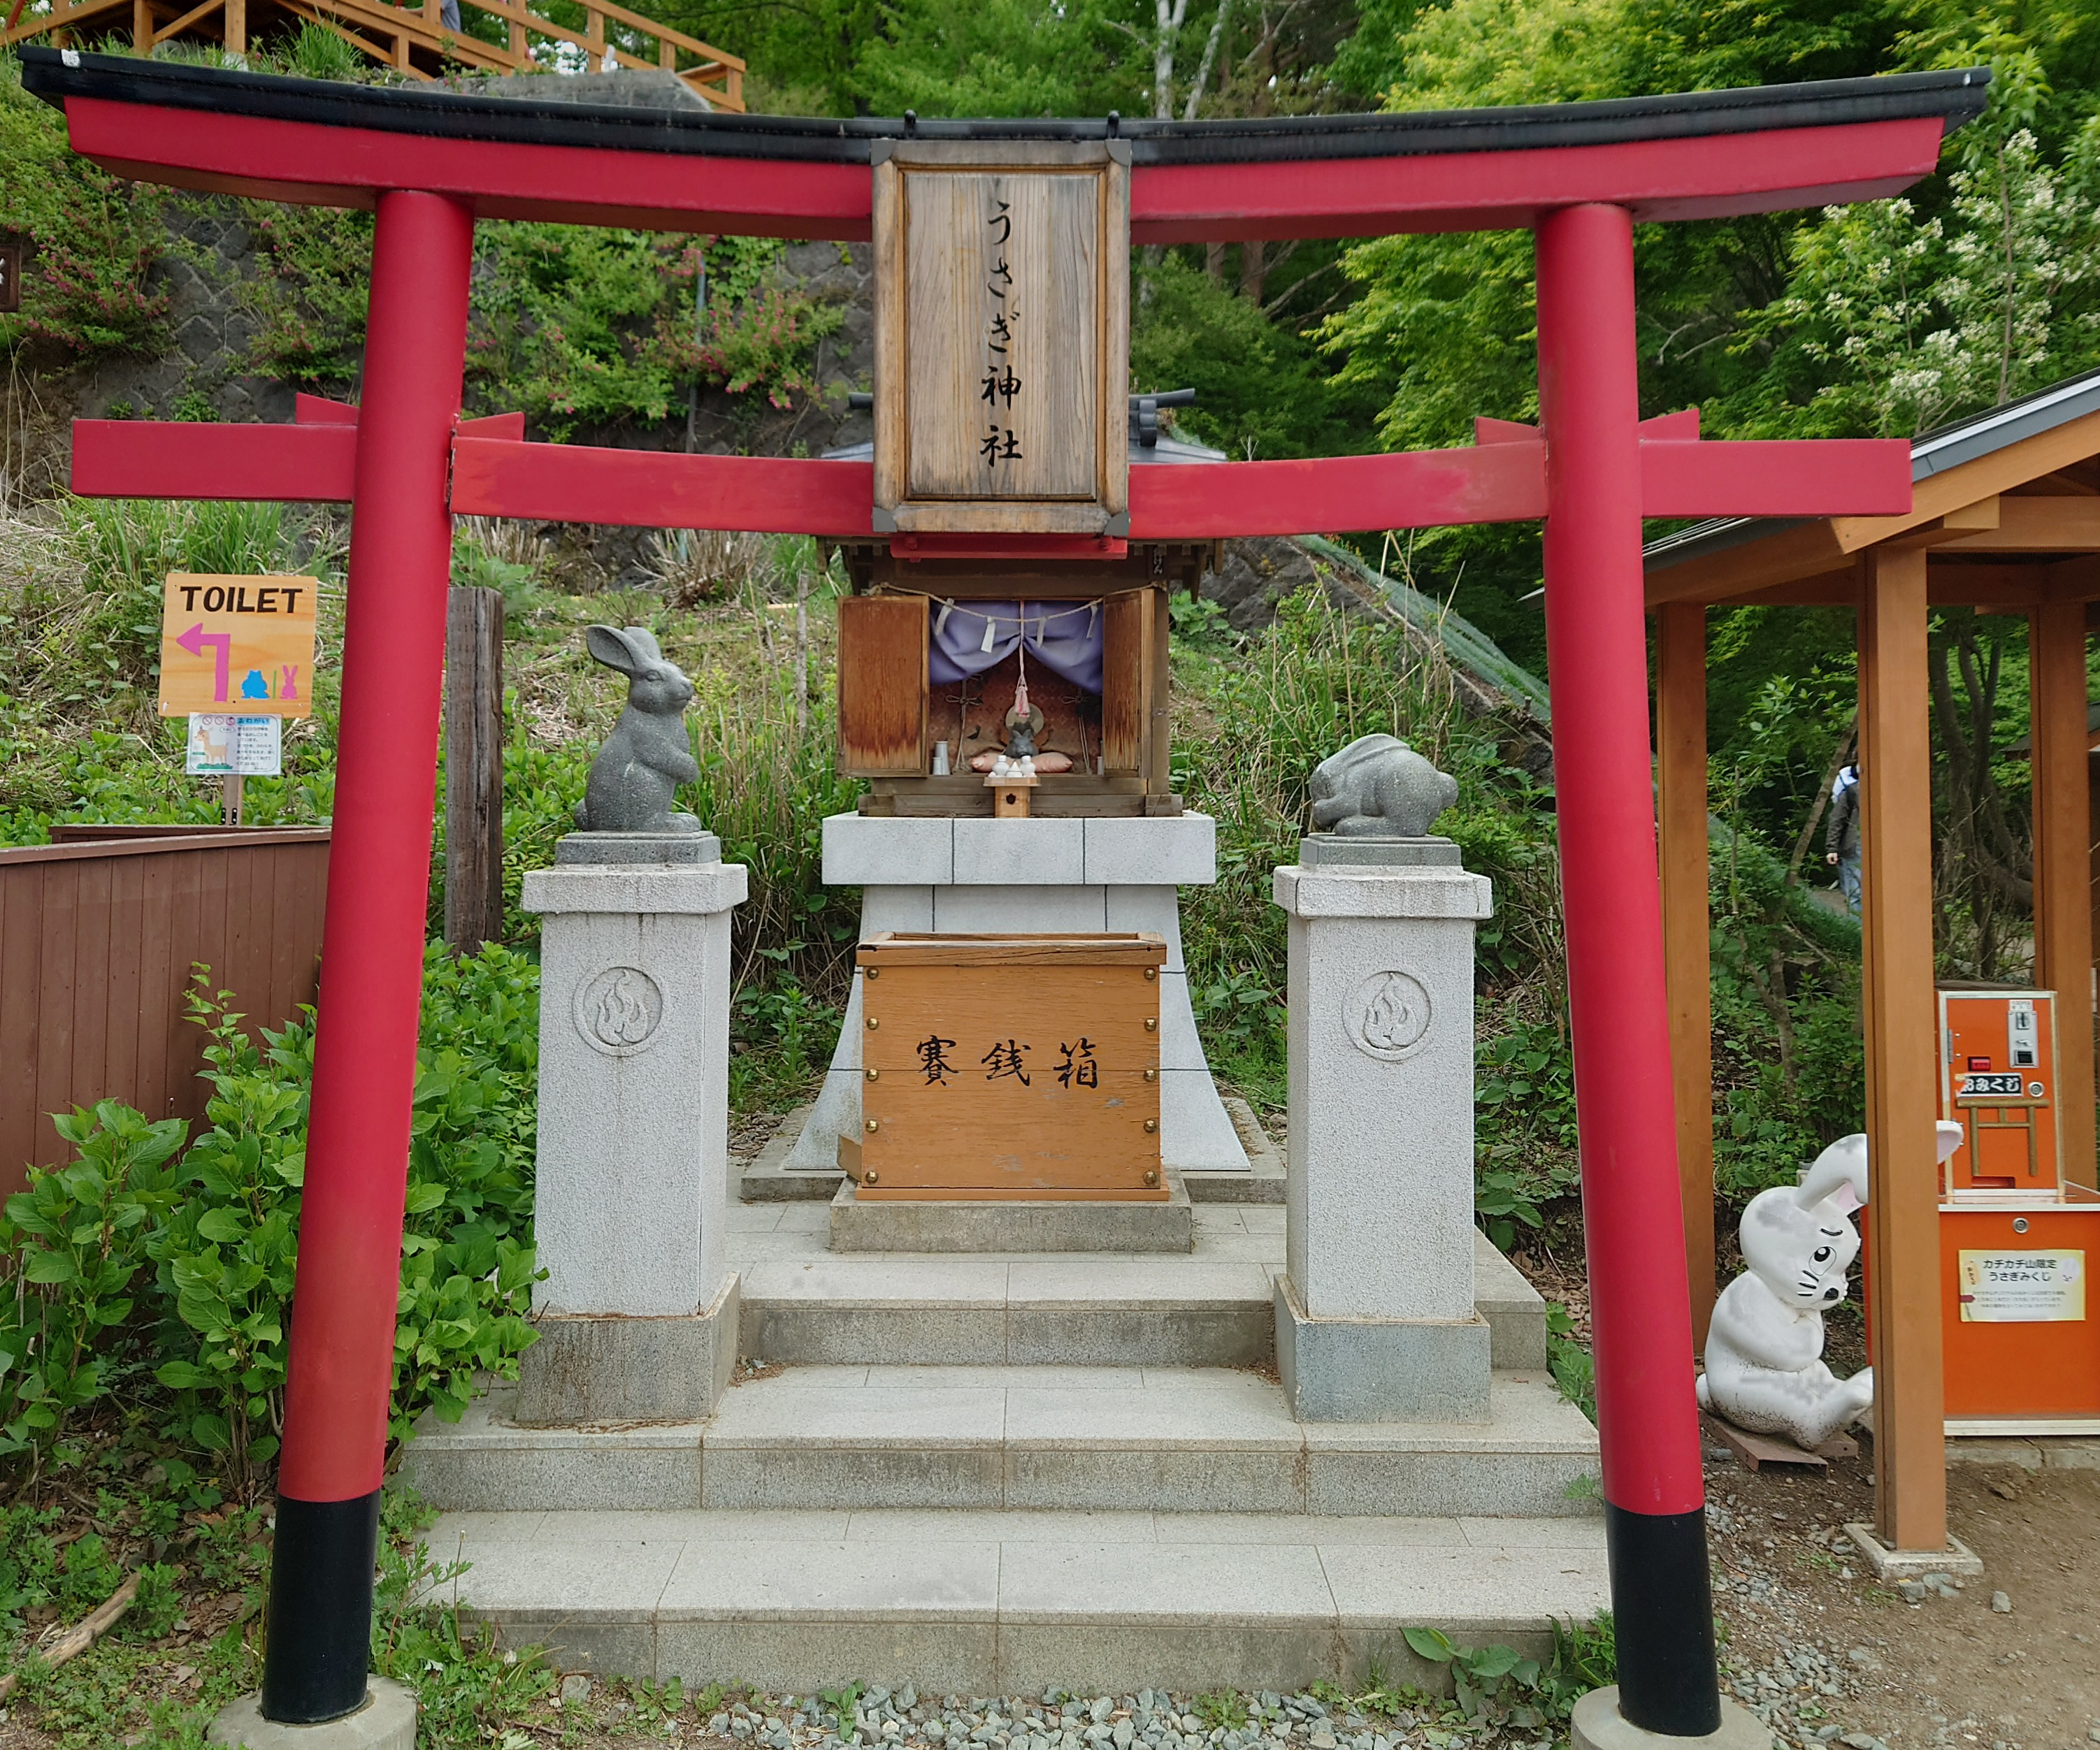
(3, 0), (745, 110)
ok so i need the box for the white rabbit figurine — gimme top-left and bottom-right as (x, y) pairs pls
(1697, 1122), (1964, 1449)
(573, 624), (704, 834)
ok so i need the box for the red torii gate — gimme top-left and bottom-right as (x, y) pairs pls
(22, 45), (1984, 1741)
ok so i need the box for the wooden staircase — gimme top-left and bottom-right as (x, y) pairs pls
(3, 0), (744, 110)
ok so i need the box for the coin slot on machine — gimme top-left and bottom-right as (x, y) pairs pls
(1934, 985), (2100, 1433)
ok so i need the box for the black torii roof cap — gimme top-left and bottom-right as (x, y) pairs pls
(20, 48), (1989, 168)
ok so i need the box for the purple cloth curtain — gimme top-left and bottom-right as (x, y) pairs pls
(925, 598), (1103, 695)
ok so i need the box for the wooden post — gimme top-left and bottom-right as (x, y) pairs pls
(444, 586), (505, 955)
(1857, 544), (1947, 1554)
(2031, 596), (2096, 1190)
(132, 0), (150, 52)
(224, 0), (245, 55)
(1655, 601), (1716, 1350)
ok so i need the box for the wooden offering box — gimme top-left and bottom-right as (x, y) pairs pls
(854, 932), (1166, 1200)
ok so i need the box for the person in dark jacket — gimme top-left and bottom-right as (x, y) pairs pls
(1825, 762), (1860, 912)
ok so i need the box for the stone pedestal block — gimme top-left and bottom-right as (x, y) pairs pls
(1272, 857), (1494, 1422)
(829, 1173), (1194, 1252)
(208, 1680), (416, 1750)
(1274, 1277), (1490, 1422)
(519, 859), (746, 1423)
(786, 813), (1249, 1180)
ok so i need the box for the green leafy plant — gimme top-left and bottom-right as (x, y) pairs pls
(1545, 1303), (1596, 1423)
(372, 1484), (557, 1737)
(820, 1679), (864, 1740)
(0, 1102), (186, 1474)
(148, 981), (307, 1496)
(0, 51), (171, 359)
(1193, 1691), (1248, 1731)
(1402, 1612), (1615, 1727)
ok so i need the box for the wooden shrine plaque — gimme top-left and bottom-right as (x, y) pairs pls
(872, 142), (1130, 536)
(855, 932), (1165, 1199)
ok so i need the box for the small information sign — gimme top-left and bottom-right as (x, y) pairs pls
(1957, 1249), (2085, 1322)
(186, 714), (284, 776)
(159, 572), (318, 718)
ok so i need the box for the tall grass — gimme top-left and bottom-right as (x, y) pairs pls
(0, 498), (341, 841)
(1174, 585), (1563, 1106)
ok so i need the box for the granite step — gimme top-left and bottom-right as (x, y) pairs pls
(420, 1502), (1611, 1693)
(403, 1364), (1599, 1519)
(728, 1210), (1548, 1373)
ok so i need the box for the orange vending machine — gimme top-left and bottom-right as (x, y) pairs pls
(1937, 985), (2100, 1432)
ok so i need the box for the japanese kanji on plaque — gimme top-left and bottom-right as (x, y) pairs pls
(852, 932), (1165, 1198)
(872, 141), (1130, 535)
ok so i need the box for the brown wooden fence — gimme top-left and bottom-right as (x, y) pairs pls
(1, 827), (331, 1195)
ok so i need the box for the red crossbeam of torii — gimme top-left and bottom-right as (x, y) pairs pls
(22, 45), (1985, 1740)
(78, 396), (1906, 533)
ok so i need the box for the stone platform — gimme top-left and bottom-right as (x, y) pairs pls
(418, 1503), (1609, 1695)
(403, 1179), (1599, 1691)
(828, 1173), (1195, 1254)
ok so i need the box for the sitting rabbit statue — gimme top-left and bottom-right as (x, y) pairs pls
(573, 624), (704, 834)
(1697, 1121), (1964, 1448)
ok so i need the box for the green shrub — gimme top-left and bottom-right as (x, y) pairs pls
(0, 50), (170, 359)
(0, 1104), (187, 1476)
(148, 990), (308, 1494)
(0, 946), (542, 1496)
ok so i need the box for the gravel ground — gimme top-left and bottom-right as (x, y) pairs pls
(545, 1682), (1552, 1750)
(1702, 1445), (2100, 1750)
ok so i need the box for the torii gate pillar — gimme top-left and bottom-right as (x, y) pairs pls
(260, 188), (475, 1725)
(1538, 203), (1716, 1735)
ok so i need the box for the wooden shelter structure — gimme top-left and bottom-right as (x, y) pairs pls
(1, 0), (745, 110)
(1646, 368), (2100, 1559)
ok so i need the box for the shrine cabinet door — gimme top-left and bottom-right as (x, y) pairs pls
(837, 593), (928, 776)
(1100, 586), (1159, 776)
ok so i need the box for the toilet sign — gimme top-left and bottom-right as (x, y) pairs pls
(158, 572), (317, 717)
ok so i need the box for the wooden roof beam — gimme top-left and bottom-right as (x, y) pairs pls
(1708, 568), (1857, 606)
(1683, 551), (2100, 609)
(1883, 496), (2000, 549)
(1933, 494), (2100, 552)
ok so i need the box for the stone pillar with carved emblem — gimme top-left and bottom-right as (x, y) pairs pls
(1272, 786), (1495, 1422)
(514, 841), (747, 1424)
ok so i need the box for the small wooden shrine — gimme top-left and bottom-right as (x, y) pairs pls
(833, 542), (1211, 816)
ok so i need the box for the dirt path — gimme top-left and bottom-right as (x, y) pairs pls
(1705, 1446), (2100, 1749)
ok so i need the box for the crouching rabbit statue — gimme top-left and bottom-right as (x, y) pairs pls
(1697, 1122), (1964, 1448)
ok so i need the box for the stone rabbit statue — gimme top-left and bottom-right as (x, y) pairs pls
(1697, 1122), (1964, 1448)
(1309, 733), (1459, 837)
(573, 624), (703, 834)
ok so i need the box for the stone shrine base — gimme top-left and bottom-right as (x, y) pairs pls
(828, 1173), (1195, 1253)
(403, 1206), (1600, 1693)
